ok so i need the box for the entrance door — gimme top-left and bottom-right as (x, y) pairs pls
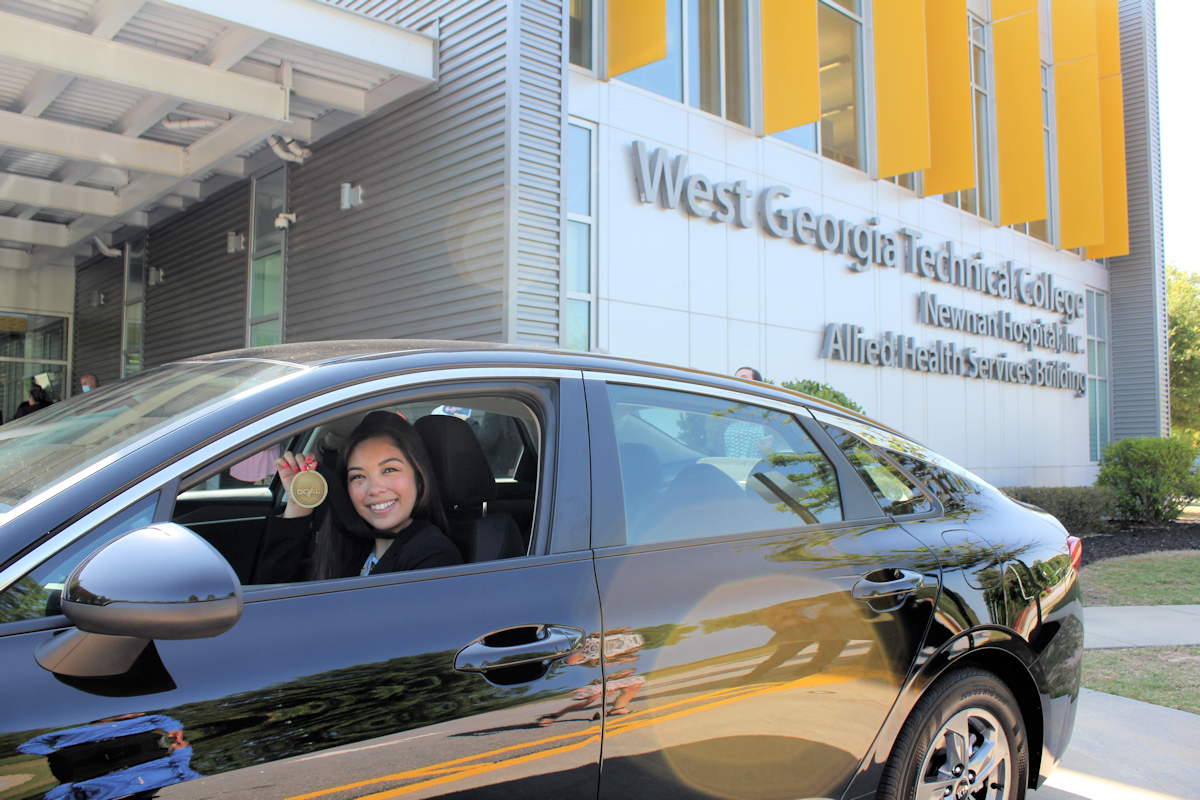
(585, 380), (940, 800)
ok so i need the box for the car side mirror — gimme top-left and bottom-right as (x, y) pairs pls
(35, 522), (243, 677)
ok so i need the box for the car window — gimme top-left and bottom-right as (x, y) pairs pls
(805, 407), (990, 488)
(172, 392), (542, 586)
(887, 452), (978, 513)
(606, 384), (842, 545)
(822, 425), (934, 516)
(0, 493), (159, 624)
(0, 360), (301, 513)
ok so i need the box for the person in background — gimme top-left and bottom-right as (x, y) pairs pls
(80, 374), (99, 394)
(14, 382), (54, 420)
(735, 366), (763, 382)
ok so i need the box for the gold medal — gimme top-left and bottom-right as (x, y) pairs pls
(290, 469), (328, 508)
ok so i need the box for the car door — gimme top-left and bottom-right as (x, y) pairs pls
(0, 370), (602, 800)
(583, 377), (942, 800)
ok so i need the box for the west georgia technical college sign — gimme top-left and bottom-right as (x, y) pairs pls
(631, 141), (1089, 395)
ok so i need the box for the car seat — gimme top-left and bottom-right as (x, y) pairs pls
(414, 415), (525, 562)
(618, 443), (664, 539)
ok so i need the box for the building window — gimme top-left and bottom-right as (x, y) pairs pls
(617, 0), (751, 127)
(0, 312), (69, 422)
(248, 167), (286, 348)
(1013, 64), (1053, 242)
(942, 15), (991, 218)
(1087, 290), (1109, 462)
(121, 241), (145, 377)
(770, 0), (865, 171)
(565, 121), (597, 352)
(569, 0), (593, 69)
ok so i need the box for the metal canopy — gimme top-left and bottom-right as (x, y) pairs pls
(0, 0), (437, 270)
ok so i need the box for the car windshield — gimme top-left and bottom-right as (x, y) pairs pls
(0, 360), (303, 512)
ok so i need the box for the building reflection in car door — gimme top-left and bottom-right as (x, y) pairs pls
(0, 558), (604, 800)
(592, 524), (940, 800)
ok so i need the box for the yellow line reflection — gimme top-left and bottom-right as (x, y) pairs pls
(279, 669), (864, 800)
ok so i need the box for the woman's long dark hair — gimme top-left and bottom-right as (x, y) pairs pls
(29, 384), (53, 406)
(307, 411), (449, 581)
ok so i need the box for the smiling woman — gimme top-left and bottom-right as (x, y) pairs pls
(258, 411), (460, 583)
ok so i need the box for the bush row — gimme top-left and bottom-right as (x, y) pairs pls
(1000, 486), (1115, 534)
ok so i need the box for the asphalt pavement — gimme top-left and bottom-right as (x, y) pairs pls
(1029, 605), (1200, 800)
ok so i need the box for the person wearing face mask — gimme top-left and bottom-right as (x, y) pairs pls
(79, 374), (99, 394)
(256, 411), (462, 583)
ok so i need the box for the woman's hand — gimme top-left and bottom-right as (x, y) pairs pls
(276, 451), (317, 518)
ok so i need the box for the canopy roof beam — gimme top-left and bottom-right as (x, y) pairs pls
(0, 11), (289, 121)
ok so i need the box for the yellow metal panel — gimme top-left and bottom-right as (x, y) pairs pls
(922, 0), (973, 196)
(1095, 0), (1121, 77)
(1087, 74), (1129, 258)
(608, 0), (667, 78)
(875, 0), (931, 177)
(992, 0), (1036, 21)
(993, 10), (1046, 225)
(1052, 0), (1098, 64)
(1056, 55), (1106, 248)
(762, 0), (819, 135)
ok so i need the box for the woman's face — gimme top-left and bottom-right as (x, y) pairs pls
(346, 437), (420, 533)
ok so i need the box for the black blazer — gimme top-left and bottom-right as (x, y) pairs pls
(256, 513), (462, 583)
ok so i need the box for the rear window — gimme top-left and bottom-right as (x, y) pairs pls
(0, 360), (302, 511)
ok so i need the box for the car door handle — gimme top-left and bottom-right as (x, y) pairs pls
(454, 625), (585, 672)
(852, 569), (925, 600)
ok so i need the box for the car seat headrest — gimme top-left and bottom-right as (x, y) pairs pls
(414, 415), (497, 509)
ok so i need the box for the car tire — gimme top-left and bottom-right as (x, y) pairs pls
(876, 666), (1028, 800)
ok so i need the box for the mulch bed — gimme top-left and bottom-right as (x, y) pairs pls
(1079, 521), (1200, 567)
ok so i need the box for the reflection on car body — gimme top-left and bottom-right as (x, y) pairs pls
(0, 341), (1082, 800)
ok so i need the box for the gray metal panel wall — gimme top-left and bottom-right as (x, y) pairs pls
(1109, 0), (1169, 438)
(286, 0), (510, 343)
(72, 255), (123, 387)
(144, 184), (250, 366)
(507, 0), (565, 345)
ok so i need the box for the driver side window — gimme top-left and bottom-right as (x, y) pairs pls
(171, 392), (543, 587)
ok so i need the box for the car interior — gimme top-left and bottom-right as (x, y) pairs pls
(171, 394), (542, 585)
(608, 388), (844, 545)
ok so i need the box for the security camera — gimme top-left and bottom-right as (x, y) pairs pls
(274, 213), (296, 230)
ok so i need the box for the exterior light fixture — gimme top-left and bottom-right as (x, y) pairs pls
(340, 183), (364, 210)
(148, 268), (165, 286)
(91, 291), (106, 308)
(226, 232), (245, 253)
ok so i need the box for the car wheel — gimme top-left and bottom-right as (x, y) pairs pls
(877, 666), (1028, 800)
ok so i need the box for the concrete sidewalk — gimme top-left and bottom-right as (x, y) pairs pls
(1084, 605), (1200, 649)
(1025, 605), (1200, 799)
(1030, 688), (1200, 800)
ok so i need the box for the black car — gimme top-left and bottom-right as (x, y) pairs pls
(0, 341), (1082, 800)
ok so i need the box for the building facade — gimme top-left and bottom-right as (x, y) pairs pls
(0, 0), (1166, 487)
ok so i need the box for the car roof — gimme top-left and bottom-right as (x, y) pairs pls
(185, 339), (913, 443)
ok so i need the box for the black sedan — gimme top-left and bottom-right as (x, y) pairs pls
(0, 341), (1082, 800)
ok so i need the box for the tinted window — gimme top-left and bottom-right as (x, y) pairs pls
(0, 493), (158, 624)
(888, 452), (977, 512)
(607, 384), (841, 545)
(823, 425), (933, 516)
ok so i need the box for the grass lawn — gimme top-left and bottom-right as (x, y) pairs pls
(1082, 646), (1200, 715)
(1080, 550), (1200, 606)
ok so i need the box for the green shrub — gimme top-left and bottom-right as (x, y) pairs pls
(1096, 437), (1200, 525)
(781, 380), (863, 412)
(1001, 486), (1115, 534)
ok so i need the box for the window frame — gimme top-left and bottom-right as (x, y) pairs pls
(568, 0), (596, 73)
(0, 309), (72, 418)
(1086, 289), (1110, 462)
(940, 12), (995, 221)
(246, 166), (287, 348)
(767, 0), (869, 172)
(584, 373), (892, 551)
(121, 240), (146, 378)
(611, 0), (754, 129)
(565, 118), (599, 352)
